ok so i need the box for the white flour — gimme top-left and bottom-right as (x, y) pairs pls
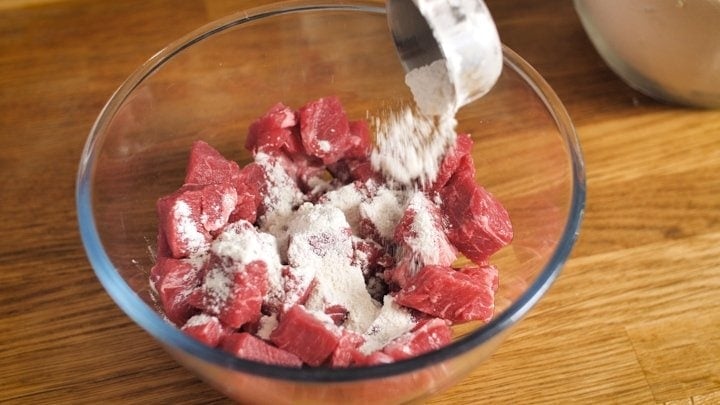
(371, 58), (458, 186)
(256, 313), (279, 340)
(286, 203), (380, 333)
(206, 220), (285, 310)
(319, 183), (366, 234)
(404, 59), (456, 116)
(403, 191), (457, 266)
(358, 185), (406, 240)
(172, 200), (208, 255)
(359, 295), (416, 354)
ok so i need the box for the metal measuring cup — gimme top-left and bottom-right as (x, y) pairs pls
(386, 0), (503, 110)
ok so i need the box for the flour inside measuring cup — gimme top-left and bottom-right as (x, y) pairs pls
(371, 59), (459, 186)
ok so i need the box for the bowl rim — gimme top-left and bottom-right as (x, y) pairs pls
(76, 0), (586, 383)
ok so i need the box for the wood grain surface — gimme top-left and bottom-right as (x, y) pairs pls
(1, 0), (719, 404)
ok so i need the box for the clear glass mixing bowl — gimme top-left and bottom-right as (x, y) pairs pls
(76, 1), (585, 403)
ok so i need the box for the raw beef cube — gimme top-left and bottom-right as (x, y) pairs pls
(157, 185), (212, 258)
(230, 162), (265, 223)
(151, 258), (202, 325)
(270, 304), (341, 366)
(157, 183), (237, 257)
(181, 314), (228, 347)
(462, 264), (500, 294)
(245, 103), (302, 156)
(382, 318), (452, 361)
(200, 259), (268, 329)
(394, 192), (457, 266)
(345, 119), (372, 159)
(440, 170), (513, 264)
(427, 133), (475, 193)
(222, 332), (303, 367)
(197, 183), (238, 233)
(330, 330), (365, 367)
(298, 96), (352, 165)
(182, 140), (262, 226)
(184, 140), (241, 186)
(395, 265), (496, 322)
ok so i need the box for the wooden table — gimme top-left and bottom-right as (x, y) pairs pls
(2, 1), (719, 403)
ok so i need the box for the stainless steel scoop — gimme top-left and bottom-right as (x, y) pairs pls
(386, 0), (503, 108)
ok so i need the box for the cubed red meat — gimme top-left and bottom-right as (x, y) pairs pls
(298, 96), (352, 165)
(222, 332), (303, 367)
(440, 170), (513, 264)
(151, 258), (202, 325)
(181, 314), (228, 347)
(198, 183), (238, 233)
(230, 162), (265, 223)
(182, 140), (263, 226)
(382, 318), (452, 361)
(395, 264), (496, 322)
(157, 185), (211, 258)
(184, 140), (241, 186)
(462, 264), (500, 293)
(270, 304), (341, 367)
(200, 260), (268, 329)
(157, 183), (238, 258)
(345, 119), (372, 159)
(329, 330), (365, 367)
(426, 133), (475, 193)
(245, 103), (302, 156)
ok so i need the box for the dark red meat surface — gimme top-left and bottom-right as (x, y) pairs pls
(221, 332), (303, 367)
(229, 162), (265, 223)
(426, 133), (475, 193)
(270, 304), (341, 367)
(298, 96), (353, 165)
(329, 330), (365, 368)
(181, 315), (228, 347)
(185, 140), (241, 186)
(199, 259), (268, 329)
(245, 102), (301, 156)
(395, 264), (497, 323)
(151, 258), (202, 325)
(440, 170), (513, 264)
(382, 318), (452, 361)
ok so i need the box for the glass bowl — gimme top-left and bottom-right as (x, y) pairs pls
(76, 1), (585, 404)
